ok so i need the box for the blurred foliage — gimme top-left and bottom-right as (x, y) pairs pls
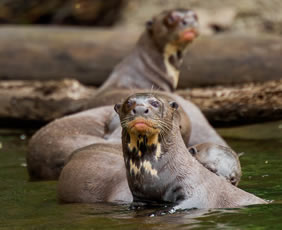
(121, 0), (282, 35)
(0, 0), (128, 26)
(0, 0), (281, 34)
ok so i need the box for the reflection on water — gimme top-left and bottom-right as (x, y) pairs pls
(0, 121), (282, 229)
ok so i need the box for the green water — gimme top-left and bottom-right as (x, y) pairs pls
(0, 121), (282, 230)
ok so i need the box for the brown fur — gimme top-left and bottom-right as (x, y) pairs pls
(28, 87), (229, 180)
(57, 94), (252, 207)
(27, 106), (118, 180)
(116, 93), (266, 209)
(89, 8), (199, 108)
(188, 143), (242, 186)
(58, 143), (132, 203)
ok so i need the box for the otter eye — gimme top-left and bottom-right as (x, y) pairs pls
(230, 177), (237, 185)
(164, 14), (179, 27)
(182, 20), (187, 26)
(126, 100), (134, 107)
(150, 100), (160, 108)
(189, 147), (197, 156)
(169, 101), (179, 110)
(146, 20), (153, 28)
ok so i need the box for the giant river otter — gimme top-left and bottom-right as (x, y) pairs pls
(58, 93), (265, 208)
(188, 143), (242, 186)
(117, 93), (266, 208)
(90, 8), (199, 108)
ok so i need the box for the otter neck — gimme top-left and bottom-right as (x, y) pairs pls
(122, 122), (191, 204)
(122, 120), (186, 178)
(122, 130), (162, 179)
(137, 32), (184, 91)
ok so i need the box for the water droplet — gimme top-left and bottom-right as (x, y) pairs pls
(265, 160), (268, 164)
(168, 208), (176, 214)
(248, 176), (252, 179)
(0, 142), (2, 149)
(20, 163), (27, 167)
(262, 174), (269, 178)
(20, 134), (26, 140)
(278, 124), (282, 129)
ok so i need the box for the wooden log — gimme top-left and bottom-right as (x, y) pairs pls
(0, 79), (281, 126)
(181, 35), (282, 87)
(0, 26), (139, 85)
(178, 80), (282, 125)
(0, 26), (281, 87)
(0, 79), (95, 121)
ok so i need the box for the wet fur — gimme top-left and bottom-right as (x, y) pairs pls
(117, 94), (266, 209)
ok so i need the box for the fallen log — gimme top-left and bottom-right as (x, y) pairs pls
(0, 79), (95, 121)
(0, 26), (139, 85)
(0, 26), (282, 87)
(178, 80), (282, 126)
(0, 79), (281, 126)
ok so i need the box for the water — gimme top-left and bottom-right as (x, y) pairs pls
(0, 121), (282, 230)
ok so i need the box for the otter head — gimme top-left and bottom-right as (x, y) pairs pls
(146, 9), (199, 89)
(114, 93), (179, 178)
(115, 93), (179, 137)
(146, 9), (199, 51)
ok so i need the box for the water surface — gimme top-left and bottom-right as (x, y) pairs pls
(0, 121), (281, 229)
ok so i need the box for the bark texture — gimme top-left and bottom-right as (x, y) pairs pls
(0, 79), (95, 121)
(178, 80), (282, 125)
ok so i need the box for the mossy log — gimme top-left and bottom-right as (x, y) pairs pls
(0, 26), (281, 87)
(0, 79), (281, 125)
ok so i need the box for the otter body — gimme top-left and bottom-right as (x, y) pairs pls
(115, 93), (266, 209)
(27, 106), (119, 180)
(58, 93), (263, 206)
(58, 143), (132, 203)
(188, 143), (242, 186)
(90, 9), (199, 108)
(29, 87), (225, 180)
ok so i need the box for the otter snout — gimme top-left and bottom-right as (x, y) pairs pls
(131, 105), (150, 117)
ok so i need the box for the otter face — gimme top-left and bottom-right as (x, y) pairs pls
(147, 9), (199, 49)
(115, 93), (179, 137)
(189, 143), (242, 186)
(115, 93), (179, 179)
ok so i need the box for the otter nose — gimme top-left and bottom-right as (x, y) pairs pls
(184, 16), (198, 28)
(132, 105), (150, 116)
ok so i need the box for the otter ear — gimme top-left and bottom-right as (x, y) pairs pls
(169, 101), (179, 110)
(188, 146), (197, 156)
(114, 104), (121, 114)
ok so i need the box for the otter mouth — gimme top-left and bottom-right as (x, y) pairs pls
(128, 118), (158, 134)
(178, 29), (198, 43)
